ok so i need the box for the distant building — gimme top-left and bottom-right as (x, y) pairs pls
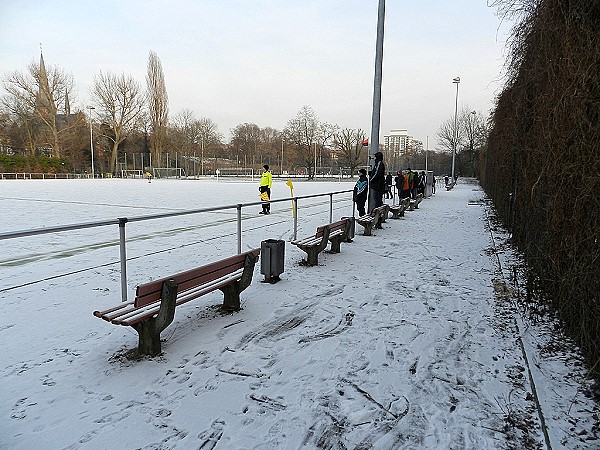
(383, 129), (410, 157)
(383, 129), (424, 170)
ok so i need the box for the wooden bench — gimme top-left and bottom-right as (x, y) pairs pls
(356, 205), (386, 236)
(93, 248), (260, 356)
(409, 193), (424, 211)
(291, 218), (353, 266)
(389, 197), (410, 218)
(446, 182), (456, 190)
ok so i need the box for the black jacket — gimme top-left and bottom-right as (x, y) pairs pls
(369, 160), (385, 192)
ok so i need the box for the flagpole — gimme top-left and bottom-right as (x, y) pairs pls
(368, 0), (386, 213)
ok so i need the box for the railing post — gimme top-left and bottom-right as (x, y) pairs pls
(293, 198), (298, 241)
(118, 218), (128, 303)
(329, 193), (333, 223)
(237, 204), (242, 254)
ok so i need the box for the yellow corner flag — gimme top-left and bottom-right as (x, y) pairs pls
(286, 179), (295, 217)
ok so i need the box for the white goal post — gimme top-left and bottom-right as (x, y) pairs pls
(216, 167), (254, 178)
(121, 170), (144, 179)
(152, 167), (185, 179)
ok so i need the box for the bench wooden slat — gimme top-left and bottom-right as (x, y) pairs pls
(135, 250), (258, 307)
(293, 236), (322, 247)
(111, 270), (244, 326)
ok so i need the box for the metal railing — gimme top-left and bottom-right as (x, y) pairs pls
(1, 189), (353, 303)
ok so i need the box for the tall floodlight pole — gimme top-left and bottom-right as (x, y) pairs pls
(314, 142), (317, 179)
(425, 135), (429, 173)
(201, 135), (205, 176)
(451, 77), (460, 182)
(280, 140), (284, 175)
(87, 106), (95, 178)
(367, 0), (386, 213)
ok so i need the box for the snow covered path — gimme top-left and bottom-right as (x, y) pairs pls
(1, 178), (597, 449)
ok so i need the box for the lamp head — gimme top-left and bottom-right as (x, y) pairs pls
(453, 77), (460, 83)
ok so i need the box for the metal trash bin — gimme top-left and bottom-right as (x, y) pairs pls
(260, 239), (285, 283)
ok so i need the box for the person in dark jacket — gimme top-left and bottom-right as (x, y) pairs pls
(368, 151), (385, 212)
(353, 168), (368, 216)
(418, 171), (426, 196)
(394, 170), (404, 202)
(384, 172), (393, 199)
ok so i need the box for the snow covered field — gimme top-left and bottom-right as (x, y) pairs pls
(1, 178), (598, 449)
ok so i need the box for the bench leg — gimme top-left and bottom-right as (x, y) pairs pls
(329, 236), (343, 253)
(304, 247), (319, 266)
(220, 282), (242, 311)
(219, 252), (257, 310)
(132, 279), (178, 356)
(362, 223), (373, 236)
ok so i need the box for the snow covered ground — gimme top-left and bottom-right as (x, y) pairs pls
(1, 178), (598, 449)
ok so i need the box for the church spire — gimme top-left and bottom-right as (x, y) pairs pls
(36, 46), (54, 114)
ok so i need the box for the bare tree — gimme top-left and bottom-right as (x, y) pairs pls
(92, 71), (144, 174)
(0, 96), (42, 155)
(315, 122), (339, 174)
(335, 128), (367, 177)
(230, 123), (261, 167)
(146, 51), (169, 166)
(259, 127), (282, 169)
(458, 109), (489, 177)
(461, 110), (488, 153)
(283, 106), (319, 178)
(436, 116), (463, 154)
(171, 110), (223, 175)
(2, 57), (74, 157)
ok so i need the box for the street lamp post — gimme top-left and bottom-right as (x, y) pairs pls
(314, 142), (317, 179)
(451, 77), (460, 182)
(470, 110), (476, 153)
(201, 135), (204, 176)
(280, 140), (284, 175)
(87, 106), (95, 178)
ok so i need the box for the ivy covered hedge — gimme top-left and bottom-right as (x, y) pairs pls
(482, 0), (600, 372)
(0, 155), (70, 173)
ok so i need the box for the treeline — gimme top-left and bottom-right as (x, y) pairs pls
(482, 0), (600, 371)
(0, 51), (470, 178)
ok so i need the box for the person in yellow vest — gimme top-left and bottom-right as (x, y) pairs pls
(259, 164), (272, 214)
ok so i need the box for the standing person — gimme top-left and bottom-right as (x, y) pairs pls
(384, 172), (393, 199)
(418, 171), (426, 196)
(432, 174), (436, 194)
(353, 168), (368, 216)
(402, 168), (411, 199)
(411, 170), (419, 199)
(406, 167), (414, 199)
(368, 151), (385, 212)
(394, 170), (404, 202)
(259, 164), (272, 214)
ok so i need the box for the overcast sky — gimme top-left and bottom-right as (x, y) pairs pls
(1, 0), (513, 149)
